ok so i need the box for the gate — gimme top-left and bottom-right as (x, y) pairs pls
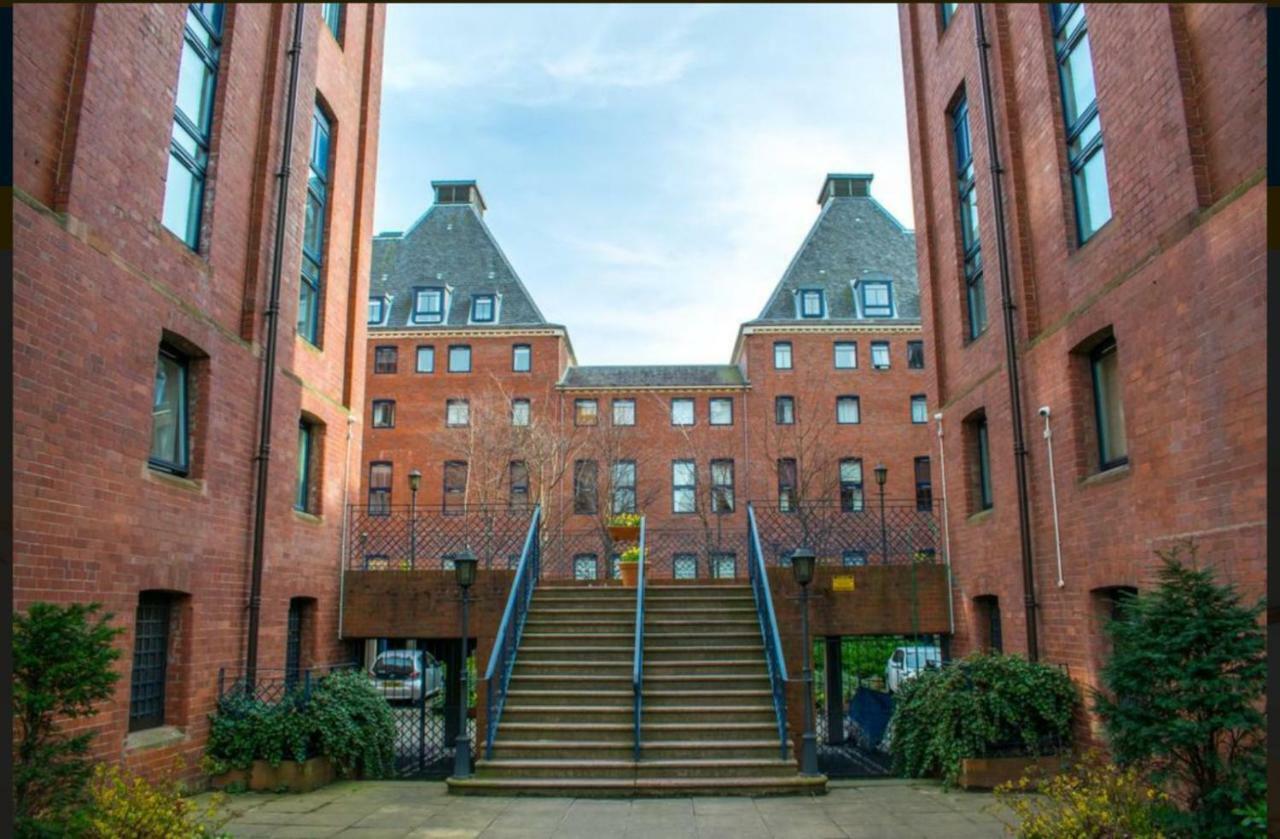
(383, 639), (476, 778)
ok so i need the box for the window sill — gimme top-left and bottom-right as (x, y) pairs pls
(298, 337), (324, 356)
(293, 509), (324, 525)
(144, 467), (206, 495)
(125, 725), (186, 753)
(1080, 462), (1130, 488)
(967, 508), (994, 525)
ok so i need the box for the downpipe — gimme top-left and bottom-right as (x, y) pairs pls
(934, 413), (955, 635)
(1039, 407), (1065, 588)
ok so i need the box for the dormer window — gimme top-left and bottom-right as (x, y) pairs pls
(367, 296), (388, 326)
(860, 280), (894, 317)
(412, 287), (444, 324)
(471, 294), (496, 323)
(799, 289), (826, 319)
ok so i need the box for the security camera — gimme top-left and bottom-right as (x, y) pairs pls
(1038, 406), (1051, 418)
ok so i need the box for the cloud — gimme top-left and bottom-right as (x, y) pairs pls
(562, 236), (671, 269)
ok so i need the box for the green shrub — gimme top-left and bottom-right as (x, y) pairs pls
(85, 764), (230, 839)
(309, 669), (396, 779)
(1094, 544), (1266, 839)
(13, 602), (124, 838)
(889, 652), (1077, 786)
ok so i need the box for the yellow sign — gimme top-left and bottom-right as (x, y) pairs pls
(831, 575), (856, 592)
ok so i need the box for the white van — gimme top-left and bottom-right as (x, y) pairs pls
(884, 645), (942, 693)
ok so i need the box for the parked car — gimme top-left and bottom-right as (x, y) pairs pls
(884, 645), (941, 693)
(369, 649), (443, 704)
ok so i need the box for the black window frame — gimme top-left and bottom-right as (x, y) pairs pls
(373, 345), (398, 374)
(367, 296), (387, 326)
(416, 345), (435, 373)
(775, 395), (795, 425)
(149, 345), (191, 477)
(128, 593), (172, 732)
(509, 460), (530, 509)
(709, 398), (734, 426)
(512, 343), (531, 372)
(573, 460), (598, 515)
(443, 460), (468, 514)
(709, 552), (737, 579)
(368, 461), (392, 514)
(471, 294), (496, 323)
(773, 341), (793, 370)
(611, 398), (635, 426)
(320, 2), (343, 43)
(447, 344), (471, 373)
(412, 287), (446, 325)
(975, 415), (994, 511)
(673, 553), (698, 580)
(911, 394), (928, 424)
(710, 458), (735, 514)
(294, 419), (315, 513)
(836, 395), (861, 425)
(1051, 2), (1112, 244)
(952, 92), (987, 341)
(834, 341), (857, 370)
(870, 341), (891, 370)
(859, 280), (894, 317)
(371, 399), (395, 428)
(575, 398), (599, 427)
(445, 399), (470, 428)
(1090, 337), (1128, 471)
(573, 554), (599, 581)
(799, 289), (826, 319)
(839, 457), (864, 513)
(907, 340), (925, 369)
(672, 459), (697, 514)
(298, 104), (332, 346)
(611, 460), (637, 515)
(671, 398), (695, 427)
(777, 458), (798, 513)
(915, 456), (933, 512)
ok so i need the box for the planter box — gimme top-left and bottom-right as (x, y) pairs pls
(212, 756), (334, 794)
(959, 755), (1066, 791)
(619, 562), (639, 587)
(607, 524), (640, 542)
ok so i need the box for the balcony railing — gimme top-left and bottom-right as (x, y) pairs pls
(747, 498), (942, 567)
(347, 504), (535, 571)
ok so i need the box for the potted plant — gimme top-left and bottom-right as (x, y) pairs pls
(618, 546), (642, 588)
(606, 513), (642, 542)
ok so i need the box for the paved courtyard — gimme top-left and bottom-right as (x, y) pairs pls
(201, 779), (1017, 838)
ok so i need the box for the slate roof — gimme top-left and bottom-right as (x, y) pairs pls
(750, 187), (920, 324)
(560, 365), (748, 389)
(368, 197), (549, 330)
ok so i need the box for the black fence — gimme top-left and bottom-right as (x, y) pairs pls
(217, 662), (359, 705)
(748, 499), (942, 567)
(348, 504), (534, 572)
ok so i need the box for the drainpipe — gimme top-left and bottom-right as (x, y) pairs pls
(934, 413), (955, 635)
(246, 3), (306, 686)
(1039, 407), (1065, 588)
(974, 4), (1039, 660)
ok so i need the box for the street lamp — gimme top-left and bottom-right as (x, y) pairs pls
(452, 549), (478, 779)
(875, 463), (888, 564)
(408, 469), (421, 570)
(789, 548), (819, 776)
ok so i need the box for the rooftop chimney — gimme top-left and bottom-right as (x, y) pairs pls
(432, 180), (487, 215)
(818, 173), (873, 205)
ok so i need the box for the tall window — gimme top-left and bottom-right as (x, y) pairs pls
(162, 4), (223, 250)
(940, 2), (958, 28)
(295, 420), (315, 512)
(611, 461), (636, 514)
(915, 456), (933, 512)
(799, 289), (825, 318)
(837, 396), (861, 425)
(711, 459), (735, 513)
(129, 593), (172, 731)
(775, 396), (795, 425)
(834, 342), (857, 369)
(774, 341), (793, 370)
(871, 342), (891, 370)
(298, 105), (331, 345)
(973, 414), (993, 511)
(445, 399), (470, 427)
(285, 599), (305, 688)
(673, 554), (698, 580)
(413, 288), (445, 324)
(511, 398), (530, 427)
(777, 458), (798, 512)
(709, 398), (733, 426)
(471, 295), (495, 323)
(371, 400), (395, 428)
(150, 346), (189, 475)
(574, 460), (598, 514)
(671, 398), (694, 426)
(612, 399), (635, 426)
(952, 93), (987, 339)
(575, 399), (598, 426)
(512, 344), (531, 372)
(447, 345), (471, 372)
(860, 281), (893, 317)
(1090, 337), (1128, 469)
(374, 346), (397, 374)
(443, 461), (468, 514)
(416, 346), (435, 373)
(911, 395), (928, 424)
(907, 340), (925, 369)
(509, 461), (529, 509)
(1052, 3), (1112, 242)
(320, 3), (342, 41)
(672, 460), (696, 513)
(368, 462), (391, 513)
(976, 595), (1003, 653)
(839, 458), (864, 512)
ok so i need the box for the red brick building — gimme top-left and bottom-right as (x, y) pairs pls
(898, 1), (1264, 729)
(13, 3), (385, 780)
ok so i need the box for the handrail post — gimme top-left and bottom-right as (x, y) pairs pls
(632, 516), (647, 762)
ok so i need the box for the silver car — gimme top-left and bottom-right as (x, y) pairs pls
(885, 645), (942, 693)
(369, 650), (443, 704)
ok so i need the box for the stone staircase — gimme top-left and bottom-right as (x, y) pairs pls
(448, 584), (825, 796)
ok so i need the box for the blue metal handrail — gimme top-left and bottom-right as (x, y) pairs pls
(747, 503), (790, 760)
(482, 505), (541, 759)
(632, 516), (647, 761)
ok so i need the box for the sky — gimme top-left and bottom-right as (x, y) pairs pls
(373, 4), (913, 366)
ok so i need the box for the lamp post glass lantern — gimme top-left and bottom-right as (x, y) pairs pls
(453, 549), (477, 778)
(790, 548), (820, 776)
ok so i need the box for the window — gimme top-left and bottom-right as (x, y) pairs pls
(609, 555), (622, 581)
(150, 346), (189, 475)
(416, 346), (435, 373)
(799, 289), (826, 318)
(443, 461), (467, 514)
(371, 400), (395, 428)
(574, 460), (598, 514)
(162, 4), (223, 250)
(511, 399), (530, 427)
(573, 555), (599, 581)
(1090, 338), (1128, 470)
(972, 413), (993, 511)
(285, 599), (306, 688)
(710, 553), (736, 579)
(837, 396), (860, 425)
(295, 420), (315, 512)
(368, 462), (391, 514)
(907, 341), (925, 369)
(775, 396), (795, 425)
(940, 2), (957, 28)
(839, 458), (864, 512)
(711, 459), (735, 513)
(774, 341), (793, 370)
(413, 288), (445, 324)
(575, 399), (598, 426)
(860, 281), (894, 317)
(777, 458), (797, 512)
(471, 294), (495, 323)
(1052, 3), (1112, 242)
(446, 399), (470, 427)
(129, 593), (172, 731)
(320, 2), (342, 41)
(374, 346), (397, 374)
(975, 595), (1003, 653)
(611, 461), (636, 514)
(298, 105), (331, 345)
(834, 342), (857, 369)
(673, 554), (698, 580)
(612, 399), (635, 426)
(512, 344), (531, 372)
(843, 550), (867, 567)
(672, 460), (696, 513)
(368, 297), (387, 325)
(509, 461), (529, 509)
(871, 342), (891, 370)
(671, 398), (694, 426)
(915, 456), (933, 512)
(447, 345), (470, 372)
(952, 93), (987, 340)
(911, 395), (928, 424)
(709, 398), (733, 426)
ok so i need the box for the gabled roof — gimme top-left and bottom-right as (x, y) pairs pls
(368, 201), (548, 329)
(560, 365), (748, 390)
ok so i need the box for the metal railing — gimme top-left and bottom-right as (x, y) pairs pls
(749, 499), (942, 567)
(482, 505), (542, 759)
(632, 516), (647, 761)
(747, 504), (790, 761)
(217, 662), (359, 706)
(348, 504), (533, 571)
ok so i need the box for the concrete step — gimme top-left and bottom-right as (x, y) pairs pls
(473, 758), (798, 781)
(642, 705), (777, 723)
(530, 607), (636, 618)
(496, 721), (632, 742)
(644, 631), (761, 647)
(525, 619), (638, 633)
(644, 660), (766, 676)
(490, 741), (635, 761)
(512, 660), (631, 676)
(643, 721), (783, 742)
(647, 585), (752, 593)
(646, 606), (757, 618)
(517, 646), (633, 663)
(536, 588), (635, 602)
(644, 674), (770, 691)
(448, 774), (826, 797)
(644, 619), (759, 633)
(645, 689), (774, 708)
(500, 705), (631, 724)
(645, 644), (763, 661)
(510, 674), (632, 691)
(520, 632), (633, 648)
(506, 689), (632, 707)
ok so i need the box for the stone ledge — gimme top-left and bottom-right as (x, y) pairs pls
(124, 725), (187, 752)
(144, 467), (206, 494)
(1080, 462), (1131, 489)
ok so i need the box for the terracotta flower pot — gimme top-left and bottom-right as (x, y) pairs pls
(620, 562), (639, 587)
(608, 524), (640, 542)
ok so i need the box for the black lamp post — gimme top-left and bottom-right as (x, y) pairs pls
(790, 548), (819, 776)
(452, 549), (478, 779)
(408, 469), (421, 570)
(874, 463), (888, 564)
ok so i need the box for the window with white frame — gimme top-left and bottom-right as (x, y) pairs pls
(367, 297), (387, 325)
(413, 288), (445, 324)
(799, 289), (825, 318)
(837, 396), (861, 424)
(471, 294), (495, 323)
(860, 281), (893, 317)
(446, 399), (469, 427)
(774, 341), (793, 370)
(871, 342), (891, 369)
(835, 342), (857, 369)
